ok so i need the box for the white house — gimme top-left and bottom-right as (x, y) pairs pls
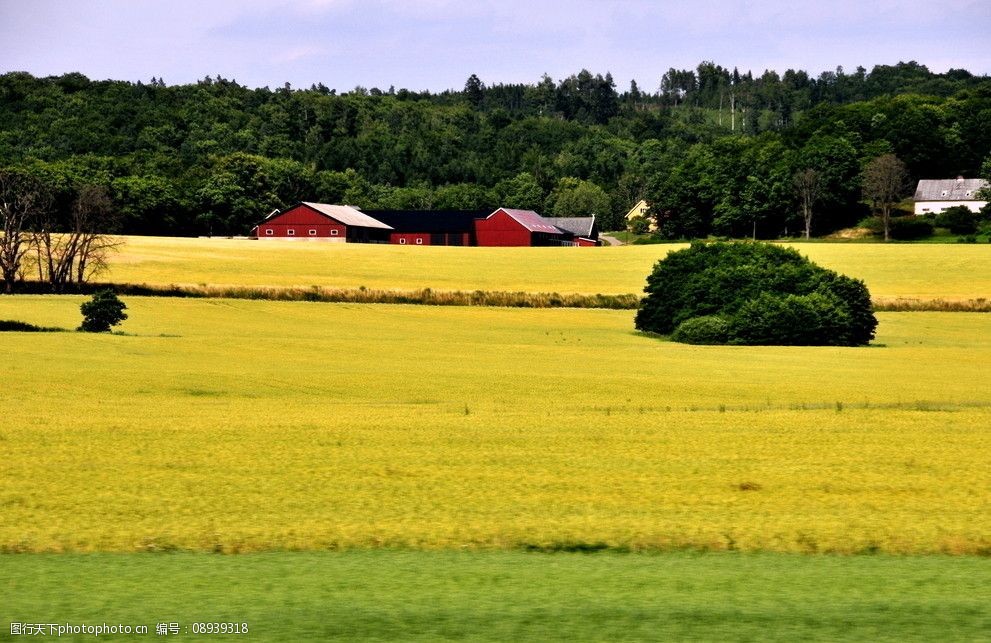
(913, 177), (988, 215)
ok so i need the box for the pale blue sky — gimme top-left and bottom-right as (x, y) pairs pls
(1, 0), (989, 91)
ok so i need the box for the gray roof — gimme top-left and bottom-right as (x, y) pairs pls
(551, 216), (596, 237)
(298, 202), (393, 229)
(914, 179), (988, 202)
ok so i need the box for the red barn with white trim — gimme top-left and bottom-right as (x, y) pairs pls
(254, 202), (392, 242)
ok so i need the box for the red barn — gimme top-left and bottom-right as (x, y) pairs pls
(253, 202), (392, 242)
(474, 208), (570, 246)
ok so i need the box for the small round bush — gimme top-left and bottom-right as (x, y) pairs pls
(79, 290), (128, 332)
(670, 315), (732, 345)
(635, 241), (877, 346)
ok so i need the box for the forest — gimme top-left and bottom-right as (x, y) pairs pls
(1, 60), (990, 237)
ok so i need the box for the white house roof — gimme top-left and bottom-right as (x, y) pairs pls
(297, 202), (393, 229)
(914, 178), (988, 202)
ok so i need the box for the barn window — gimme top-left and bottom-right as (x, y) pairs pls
(331, 229), (339, 236)
(309, 229), (317, 236)
(264, 229), (273, 236)
(287, 229), (295, 236)
(399, 238), (407, 244)
(416, 238), (423, 245)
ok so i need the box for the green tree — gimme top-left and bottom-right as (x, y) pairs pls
(464, 74), (485, 108)
(111, 175), (180, 234)
(434, 183), (495, 210)
(79, 289), (127, 332)
(548, 178), (611, 221)
(197, 153), (280, 234)
(862, 154), (909, 241)
(495, 172), (544, 211)
(977, 155), (991, 202)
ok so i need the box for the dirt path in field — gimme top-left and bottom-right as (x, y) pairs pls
(599, 234), (623, 246)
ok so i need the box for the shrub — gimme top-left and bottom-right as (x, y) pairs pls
(628, 216), (650, 235)
(670, 315), (732, 345)
(888, 217), (934, 240)
(935, 206), (978, 234)
(635, 241), (877, 346)
(0, 320), (43, 332)
(729, 292), (853, 346)
(79, 290), (128, 332)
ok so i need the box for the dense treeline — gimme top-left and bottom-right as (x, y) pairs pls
(1, 61), (989, 236)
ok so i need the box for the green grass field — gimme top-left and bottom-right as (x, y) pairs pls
(4, 552), (990, 641)
(104, 236), (991, 300)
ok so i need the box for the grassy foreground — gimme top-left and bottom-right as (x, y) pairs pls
(2, 297), (989, 554)
(104, 236), (991, 300)
(3, 552), (990, 641)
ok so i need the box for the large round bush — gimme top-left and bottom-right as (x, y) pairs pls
(635, 242), (877, 346)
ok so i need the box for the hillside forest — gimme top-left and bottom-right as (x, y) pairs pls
(2, 61), (990, 237)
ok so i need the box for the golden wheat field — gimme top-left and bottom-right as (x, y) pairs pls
(104, 236), (991, 301)
(1, 296), (988, 554)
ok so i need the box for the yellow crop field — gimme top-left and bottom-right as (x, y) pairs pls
(1, 297), (988, 554)
(103, 236), (991, 300)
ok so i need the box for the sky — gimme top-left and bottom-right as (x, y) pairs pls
(2, 0), (990, 92)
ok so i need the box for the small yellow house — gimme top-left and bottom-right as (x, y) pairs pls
(625, 199), (656, 232)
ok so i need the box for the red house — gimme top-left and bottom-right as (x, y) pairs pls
(474, 208), (570, 246)
(253, 202), (392, 242)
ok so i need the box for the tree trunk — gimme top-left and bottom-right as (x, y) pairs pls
(730, 92), (736, 132)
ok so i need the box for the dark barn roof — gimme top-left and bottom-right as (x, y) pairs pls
(550, 216), (598, 239)
(361, 210), (491, 234)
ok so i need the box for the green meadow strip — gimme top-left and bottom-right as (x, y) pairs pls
(3, 551), (991, 642)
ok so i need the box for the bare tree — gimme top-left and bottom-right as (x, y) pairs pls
(862, 154), (909, 241)
(0, 171), (51, 293)
(72, 186), (121, 284)
(33, 185), (121, 291)
(793, 168), (823, 239)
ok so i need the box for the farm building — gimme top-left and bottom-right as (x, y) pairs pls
(474, 208), (573, 246)
(254, 202), (392, 242)
(914, 178), (988, 215)
(252, 204), (601, 247)
(363, 210), (489, 246)
(550, 216), (600, 246)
